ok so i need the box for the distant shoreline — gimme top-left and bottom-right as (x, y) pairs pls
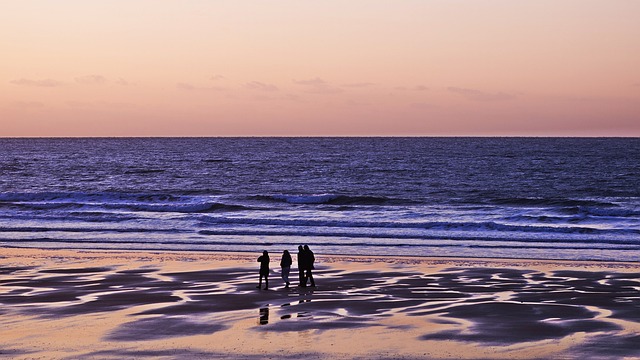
(3, 247), (638, 269)
(2, 135), (640, 139)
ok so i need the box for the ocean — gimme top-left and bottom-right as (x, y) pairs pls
(1, 137), (638, 261)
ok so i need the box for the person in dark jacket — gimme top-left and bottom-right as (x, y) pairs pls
(303, 245), (315, 287)
(257, 250), (269, 290)
(297, 245), (306, 287)
(280, 250), (292, 288)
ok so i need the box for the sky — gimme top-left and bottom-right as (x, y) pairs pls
(2, 1), (640, 137)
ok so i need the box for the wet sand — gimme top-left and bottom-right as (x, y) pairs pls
(1, 248), (639, 359)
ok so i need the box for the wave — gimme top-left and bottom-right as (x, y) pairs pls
(1, 202), (86, 211)
(0, 192), (254, 213)
(503, 214), (586, 223)
(0, 226), (186, 234)
(2, 238), (638, 252)
(504, 209), (640, 222)
(253, 194), (410, 205)
(1, 201), (252, 214)
(0, 213), (140, 223)
(567, 206), (640, 218)
(196, 229), (640, 245)
(0, 192), (185, 203)
(197, 216), (640, 236)
(107, 202), (252, 213)
(487, 197), (618, 208)
(1, 221), (637, 242)
(3, 192), (636, 214)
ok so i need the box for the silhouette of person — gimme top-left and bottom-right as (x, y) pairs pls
(297, 245), (306, 287)
(280, 250), (292, 288)
(303, 245), (315, 287)
(257, 250), (269, 290)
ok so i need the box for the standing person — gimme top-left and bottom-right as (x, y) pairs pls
(280, 250), (292, 288)
(257, 250), (269, 290)
(297, 245), (306, 287)
(303, 245), (316, 287)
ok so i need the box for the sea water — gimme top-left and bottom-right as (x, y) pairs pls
(0, 137), (638, 261)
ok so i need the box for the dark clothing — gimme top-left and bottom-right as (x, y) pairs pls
(258, 255), (269, 276)
(280, 251), (292, 287)
(302, 247), (316, 287)
(299, 248), (314, 270)
(297, 247), (305, 268)
(297, 247), (306, 286)
(305, 250), (315, 270)
(257, 252), (270, 290)
(305, 268), (315, 287)
(280, 253), (292, 268)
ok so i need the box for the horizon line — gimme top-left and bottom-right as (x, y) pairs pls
(1, 135), (639, 139)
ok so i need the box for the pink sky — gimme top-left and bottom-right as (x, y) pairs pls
(2, 1), (639, 136)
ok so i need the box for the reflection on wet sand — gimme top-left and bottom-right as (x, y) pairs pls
(0, 251), (639, 359)
(259, 307), (269, 325)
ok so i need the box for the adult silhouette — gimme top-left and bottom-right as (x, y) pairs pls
(303, 245), (315, 287)
(297, 245), (306, 287)
(280, 250), (292, 288)
(257, 250), (269, 290)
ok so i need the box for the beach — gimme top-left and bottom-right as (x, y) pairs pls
(1, 248), (638, 359)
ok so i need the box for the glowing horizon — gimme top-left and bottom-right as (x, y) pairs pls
(2, 1), (639, 137)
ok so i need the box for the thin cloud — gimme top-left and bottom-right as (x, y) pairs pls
(293, 77), (342, 94)
(244, 81), (279, 92)
(447, 87), (515, 101)
(10, 78), (64, 87)
(210, 75), (226, 81)
(66, 101), (138, 109)
(115, 78), (132, 86)
(341, 82), (375, 88)
(394, 85), (429, 91)
(75, 75), (107, 85)
(294, 78), (326, 86)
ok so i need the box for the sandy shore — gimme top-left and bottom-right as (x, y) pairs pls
(1, 248), (639, 359)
